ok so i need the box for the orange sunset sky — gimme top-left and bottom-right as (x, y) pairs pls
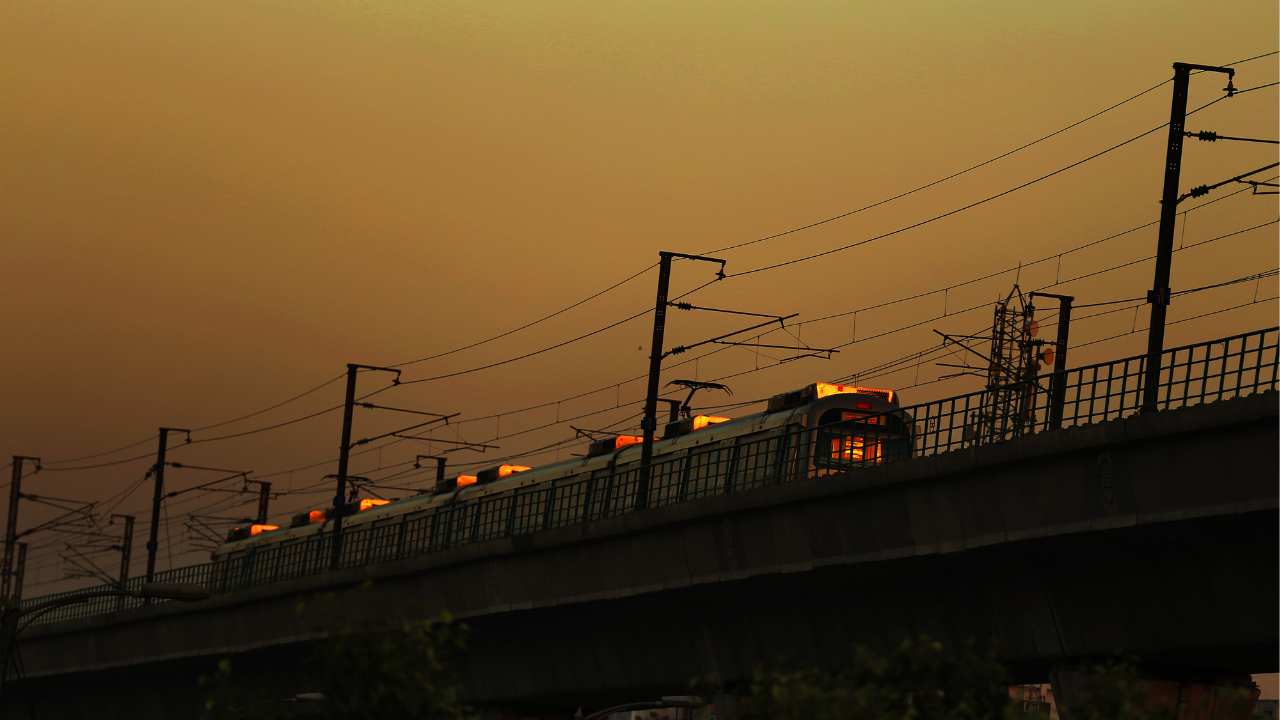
(1, 0), (1277, 606)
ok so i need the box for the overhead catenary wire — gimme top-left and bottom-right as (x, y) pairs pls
(25, 275), (1278, 585)
(40, 376), (348, 467)
(700, 78), (1174, 256)
(390, 264), (658, 369)
(323, 66), (1280, 391)
(30, 69), (1276, 481)
(20, 58), (1280, 584)
(155, 199), (1280, 505)
(35, 313), (1280, 577)
(725, 92), (1246, 279)
(301, 179), (1269, 462)
(395, 65), (1266, 389)
(1071, 268), (1280, 308)
(29, 204), (1275, 511)
(697, 49), (1276, 258)
(32, 55), (1279, 473)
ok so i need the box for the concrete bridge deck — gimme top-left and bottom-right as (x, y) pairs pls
(9, 390), (1278, 718)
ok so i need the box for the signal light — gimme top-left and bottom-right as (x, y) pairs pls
(1041, 348), (1056, 366)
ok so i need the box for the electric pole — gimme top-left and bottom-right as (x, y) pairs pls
(13, 545), (26, 603)
(330, 364), (400, 570)
(146, 428), (188, 584)
(112, 514), (135, 586)
(1142, 62), (1235, 413)
(2, 456), (40, 601)
(635, 251), (725, 510)
(252, 481), (272, 525)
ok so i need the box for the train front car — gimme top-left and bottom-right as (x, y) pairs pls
(767, 382), (914, 476)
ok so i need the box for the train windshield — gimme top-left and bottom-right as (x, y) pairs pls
(814, 408), (913, 469)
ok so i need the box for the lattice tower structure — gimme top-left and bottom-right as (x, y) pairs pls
(979, 286), (1042, 442)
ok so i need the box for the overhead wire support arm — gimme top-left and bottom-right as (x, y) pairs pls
(709, 340), (839, 355)
(357, 403), (452, 418)
(933, 329), (996, 365)
(668, 302), (785, 320)
(16, 494), (97, 511)
(29, 527), (117, 541)
(1239, 179), (1278, 195)
(163, 472), (252, 499)
(16, 503), (101, 540)
(60, 544), (114, 584)
(664, 313), (800, 357)
(392, 435), (499, 451)
(779, 352), (835, 363)
(171, 486), (264, 497)
(1185, 130), (1279, 145)
(665, 251), (729, 277)
(572, 426), (630, 440)
(352, 413), (460, 446)
(1177, 162), (1280, 203)
(164, 462), (252, 475)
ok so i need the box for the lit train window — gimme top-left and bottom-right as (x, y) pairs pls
(828, 435), (880, 463)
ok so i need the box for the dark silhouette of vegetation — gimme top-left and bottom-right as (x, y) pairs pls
(202, 624), (1255, 720)
(1062, 661), (1168, 720)
(728, 635), (1020, 720)
(310, 608), (471, 720)
(712, 637), (1255, 720)
(200, 584), (471, 720)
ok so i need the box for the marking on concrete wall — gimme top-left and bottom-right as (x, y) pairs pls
(1097, 452), (1114, 505)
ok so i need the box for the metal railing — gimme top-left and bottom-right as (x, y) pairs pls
(22, 327), (1277, 626)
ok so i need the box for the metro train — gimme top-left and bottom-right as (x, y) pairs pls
(212, 382), (911, 561)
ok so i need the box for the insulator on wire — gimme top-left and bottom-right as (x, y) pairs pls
(672, 302), (694, 310)
(669, 346), (688, 355)
(1188, 185), (1210, 198)
(1196, 131), (1219, 142)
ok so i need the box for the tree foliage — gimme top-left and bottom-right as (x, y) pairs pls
(734, 635), (1021, 720)
(310, 608), (472, 720)
(199, 586), (472, 720)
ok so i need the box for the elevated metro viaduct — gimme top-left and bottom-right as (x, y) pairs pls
(7, 392), (1277, 719)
